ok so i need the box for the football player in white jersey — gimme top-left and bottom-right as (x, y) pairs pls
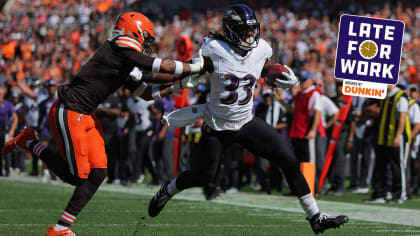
(148, 4), (348, 234)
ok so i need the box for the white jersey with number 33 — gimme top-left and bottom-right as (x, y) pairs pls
(201, 36), (272, 131)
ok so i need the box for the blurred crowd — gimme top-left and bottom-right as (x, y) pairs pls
(0, 0), (420, 202)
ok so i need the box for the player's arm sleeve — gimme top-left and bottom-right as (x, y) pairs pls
(114, 40), (202, 75)
(261, 42), (273, 75)
(261, 60), (273, 76)
(265, 43), (273, 60)
(124, 78), (148, 94)
(116, 47), (156, 70)
(197, 37), (214, 74)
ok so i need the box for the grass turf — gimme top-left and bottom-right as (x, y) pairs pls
(1, 180), (420, 236)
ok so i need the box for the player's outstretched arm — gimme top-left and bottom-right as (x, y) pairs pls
(129, 65), (206, 84)
(125, 72), (205, 101)
(151, 49), (213, 76)
(118, 43), (211, 77)
(148, 53), (213, 83)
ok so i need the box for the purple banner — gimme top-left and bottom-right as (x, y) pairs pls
(334, 14), (404, 84)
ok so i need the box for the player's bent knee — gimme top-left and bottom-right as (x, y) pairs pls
(273, 149), (300, 171)
(89, 168), (107, 186)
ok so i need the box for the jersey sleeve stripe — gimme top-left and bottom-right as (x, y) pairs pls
(115, 40), (142, 52)
(118, 36), (142, 45)
(116, 37), (142, 49)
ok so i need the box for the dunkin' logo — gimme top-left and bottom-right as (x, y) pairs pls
(342, 80), (387, 99)
(334, 14), (405, 99)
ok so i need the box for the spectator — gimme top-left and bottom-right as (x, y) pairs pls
(96, 92), (123, 184)
(0, 86), (18, 176)
(315, 79), (338, 193)
(406, 86), (420, 198)
(289, 71), (323, 166)
(127, 94), (159, 185)
(349, 96), (375, 194)
(17, 77), (46, 176)
(255, 88), (288, 193)
(365, 84), (410, 204)
(154, 95), (175, 182)
(37, 79), (58, 182)
(327, 81), (355, 196)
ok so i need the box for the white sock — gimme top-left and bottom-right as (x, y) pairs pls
(54, 224), (68, 231)
(167, 178), (180, 196)
(299, 193), (320, 219)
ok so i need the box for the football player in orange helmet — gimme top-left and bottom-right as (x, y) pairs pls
(112, 12), (155, 54)
(3, 11), (210, 236)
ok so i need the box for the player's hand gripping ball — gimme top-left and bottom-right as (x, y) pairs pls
(265, 64), (298, 90)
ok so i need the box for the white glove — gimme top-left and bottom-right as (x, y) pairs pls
(129, 67), (143, 81)
(171, 74), (205, 93)
(274, 65), (299, 90)
(181, 74), (206, 89)
(190, 49), (204, 73)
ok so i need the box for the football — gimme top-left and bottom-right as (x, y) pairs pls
(265, 64), (289, 87)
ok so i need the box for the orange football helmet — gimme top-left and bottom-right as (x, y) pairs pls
(113, 12), (155, 53)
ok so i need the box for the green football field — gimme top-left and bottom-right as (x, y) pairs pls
(1, 177), (420, 236)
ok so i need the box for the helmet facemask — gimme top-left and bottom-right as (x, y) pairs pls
(231, 21), (259, 50)
(138, 30), (155, 54)
(222, 5), (260, 51)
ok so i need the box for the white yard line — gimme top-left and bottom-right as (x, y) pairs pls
(2, 176), (420, 227)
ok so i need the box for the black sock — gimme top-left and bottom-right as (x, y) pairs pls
(29, 141), (81, 186)
(63, 168), (106, 217)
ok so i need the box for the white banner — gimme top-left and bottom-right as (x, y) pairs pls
(342, 79), (387, 99)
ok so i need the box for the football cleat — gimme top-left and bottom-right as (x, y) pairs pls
(148, 182), (172, 217)
(45, 225), (76, 236)
(307, 213), (349, 234)
(2, 127), (38, 154)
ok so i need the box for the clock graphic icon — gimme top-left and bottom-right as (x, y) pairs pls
(359, 40), (378, 60)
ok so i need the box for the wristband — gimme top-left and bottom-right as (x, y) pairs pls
(174, 61), (183, 75)
(190, 63), (201, 73)
(152, 58), (162, 73)
(133, 82), (147, 97)
(171, 83), (181, 93)
(152, 85), (161, 100)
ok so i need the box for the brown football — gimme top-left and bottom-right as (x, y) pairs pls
(265, 64), (289, 87)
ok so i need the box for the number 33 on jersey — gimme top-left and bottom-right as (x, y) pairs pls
(200, 36), (273, 131)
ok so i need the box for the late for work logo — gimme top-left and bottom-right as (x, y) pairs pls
(334, 14), (405, 99)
